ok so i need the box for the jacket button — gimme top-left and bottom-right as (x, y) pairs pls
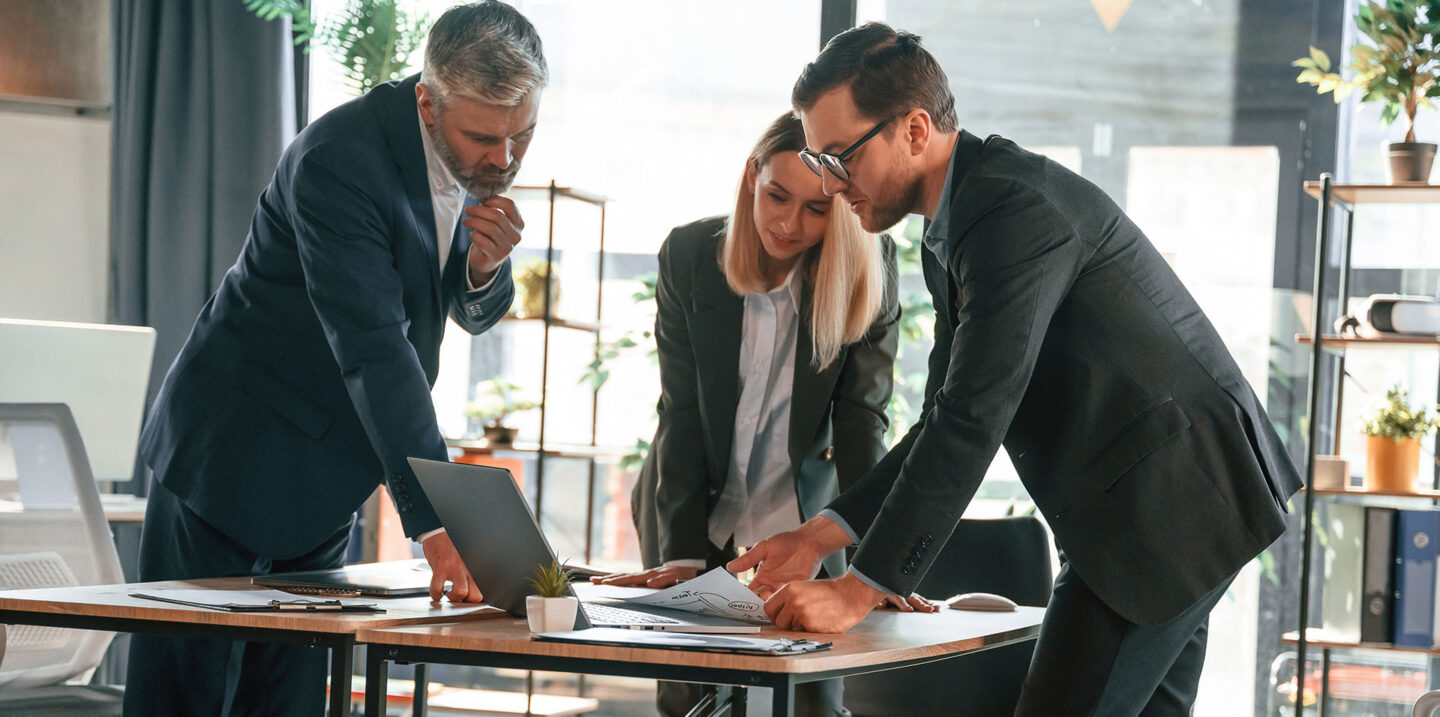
(400, 502), (413, 512)
(821, 447), (834, 461)
(920, 535), (932, 546)
(902, 565), (915, 575)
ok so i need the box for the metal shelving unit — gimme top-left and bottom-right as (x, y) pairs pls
(1294, 176), (1440, 717)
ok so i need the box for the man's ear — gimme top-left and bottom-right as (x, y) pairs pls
(416, 83), (436, 125)
(904, 109), (932, 157)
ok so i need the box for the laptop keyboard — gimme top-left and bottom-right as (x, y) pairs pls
(583, 603), (683, 625)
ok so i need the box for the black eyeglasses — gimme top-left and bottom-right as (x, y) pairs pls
(798, 118), (892, 182)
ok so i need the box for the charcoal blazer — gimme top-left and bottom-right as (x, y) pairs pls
(632, 217), (899, 574)
(139, 74), (513, 559)
(828, 131), (1303, 624)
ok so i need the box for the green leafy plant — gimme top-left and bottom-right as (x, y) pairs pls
(1360, 385), (1440, 439)
(243, 0), (430, 95)
(527, 559), (575, 598)
(1292, 0), (1440, 142)
(464, 379), (540, 429)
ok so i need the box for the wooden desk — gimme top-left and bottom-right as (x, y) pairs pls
(358, 606), (1044, 716)
(0, 572), (507, 715)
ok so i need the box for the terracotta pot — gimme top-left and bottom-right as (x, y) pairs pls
(1365, 435), (1421, 492)
(1387, 142), (1437, 184)
(525, 595), (579, 633)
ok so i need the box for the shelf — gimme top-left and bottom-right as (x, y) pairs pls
(1304, 182), (1440, 206)
(445, 439), (632, 460)
(1283, 629), (1440, 655)
(1313, 486), (1440, 499)
(499, 315), (601, 333)
(509, 184), (609, 205)
(1295, 333), (1440, 350)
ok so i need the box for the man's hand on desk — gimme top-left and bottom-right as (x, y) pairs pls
(726, 515), (850, 599)
(590, 565), (699, 589)
(421, 531), (482, 603)
(766, 573), (886, 633)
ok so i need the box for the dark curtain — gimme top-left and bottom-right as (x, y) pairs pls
(109, 0), (299, 406)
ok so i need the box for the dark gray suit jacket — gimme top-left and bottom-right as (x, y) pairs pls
(829, 131), (1303, 625)
(632, 217), (899, 575)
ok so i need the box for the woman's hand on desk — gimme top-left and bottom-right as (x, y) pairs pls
(590, 565), (699, 589)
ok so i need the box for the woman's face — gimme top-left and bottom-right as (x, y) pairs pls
(750, 153), (832, 267)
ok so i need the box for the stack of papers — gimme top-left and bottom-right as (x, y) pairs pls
(582, 568), (770, 624)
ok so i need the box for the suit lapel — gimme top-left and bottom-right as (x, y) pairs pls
(788, 283), (842, 471)
(689, 252), (743, 485)
(384, 75), (443, 313)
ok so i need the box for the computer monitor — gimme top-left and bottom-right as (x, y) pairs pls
(0, 319), (156, 483)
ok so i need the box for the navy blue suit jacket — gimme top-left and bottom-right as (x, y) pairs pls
(140, 74), (513, 558)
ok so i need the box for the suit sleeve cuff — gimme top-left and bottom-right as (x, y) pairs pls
(466, 267), (499, 293)
(414, 527), (445, 544)
(819, 508), (860, 545)
(662, 559), (706, 569)
(847, 565), (900, 597)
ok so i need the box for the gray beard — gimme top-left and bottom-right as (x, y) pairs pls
(428, 123), (520, 201)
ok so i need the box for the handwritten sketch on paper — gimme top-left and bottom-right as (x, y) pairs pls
(589, 567), (770, 624)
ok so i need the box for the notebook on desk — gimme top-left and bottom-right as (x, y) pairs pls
(534, 628), (831, 655)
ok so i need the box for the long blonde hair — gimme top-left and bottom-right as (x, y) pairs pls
(720, 113), (886, 371)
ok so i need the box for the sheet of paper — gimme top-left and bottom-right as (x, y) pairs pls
(613, 568), (770, 624)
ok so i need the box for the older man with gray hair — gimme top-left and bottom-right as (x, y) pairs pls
(125, 3), (545, 714)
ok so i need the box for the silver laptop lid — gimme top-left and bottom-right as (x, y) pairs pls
(409, 457), (586, 622)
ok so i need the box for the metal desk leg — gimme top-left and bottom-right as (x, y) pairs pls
(413, 663), (428, 717)
(771, 676), (794, 717)
(1320, 648), (1331, 717)
(330, 640), (354, 717)
(365, 646), (389, 717)
(732, 686), (748, 717)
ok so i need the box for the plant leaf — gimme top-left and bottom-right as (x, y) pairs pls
(1311, 46), (1332, 71)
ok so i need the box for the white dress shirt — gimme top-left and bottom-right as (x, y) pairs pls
(666, 264), (806, 568)
(414, 107), (496, 545)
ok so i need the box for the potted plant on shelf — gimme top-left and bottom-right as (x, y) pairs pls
(509, 257), (560, 319)
(525, 559), (578, 633)
(463, 379), (540, 445)
(1293, 0), (1440, 183)
(1360, 385), (1440, 491)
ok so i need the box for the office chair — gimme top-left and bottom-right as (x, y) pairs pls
(0, 403), (125, 714)
(844, 516), (1054, 717)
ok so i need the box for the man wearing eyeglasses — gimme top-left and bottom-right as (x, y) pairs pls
(728, 22), (1302, 715)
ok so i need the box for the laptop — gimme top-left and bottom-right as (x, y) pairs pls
(409, 457), (761, 633)
(253, 560), (432, 597)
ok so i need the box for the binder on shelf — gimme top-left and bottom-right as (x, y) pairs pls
(1391, 510), (1440, 648)
(1361, 507), (1397, 644)
(1320, 503), (1365, 643)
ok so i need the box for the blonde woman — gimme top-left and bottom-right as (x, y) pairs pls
(599, 113), (918, 716)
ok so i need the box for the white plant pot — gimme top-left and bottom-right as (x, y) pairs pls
(525, 595), (579, 633)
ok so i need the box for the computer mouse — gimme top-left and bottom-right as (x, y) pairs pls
(944, 592), (1019, 612)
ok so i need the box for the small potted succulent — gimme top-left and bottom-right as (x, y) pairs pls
(1360, 386), (1440, 491)
(525, 559), (579, 633)
(1293, 0), (1440, 183)
(463, 379), (539, 445)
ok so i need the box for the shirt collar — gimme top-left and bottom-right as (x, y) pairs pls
(922, 136), (963, 268)
(758, 257), (805, 315)
(417, 106), (463, 197)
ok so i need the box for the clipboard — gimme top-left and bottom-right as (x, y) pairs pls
(533, 628), (831, 655)
(131, 589), (384, 613)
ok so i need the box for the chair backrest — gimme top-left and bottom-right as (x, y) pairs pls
(0, 403), (124, 688)
(845, 516), (1054, 717)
